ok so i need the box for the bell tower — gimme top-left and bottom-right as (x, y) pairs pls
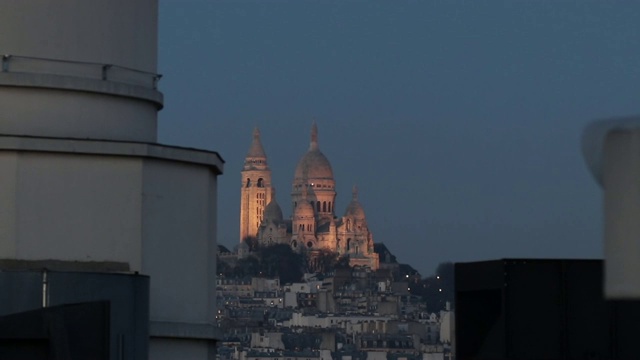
(239, 128), (272, 243)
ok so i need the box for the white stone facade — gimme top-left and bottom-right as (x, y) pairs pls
(239, 124), (379, 269)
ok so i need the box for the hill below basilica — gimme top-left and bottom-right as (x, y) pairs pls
(217, 243), (454, 312)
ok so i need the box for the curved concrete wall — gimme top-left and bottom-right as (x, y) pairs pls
(0, 0), (161, 142)
(0, 0), (157, 72)
(0, 87), (159, 142)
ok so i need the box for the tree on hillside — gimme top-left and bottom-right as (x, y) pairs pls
(232, 255), (260, 278)
(410, 261), (454, 312)
(311, 249), (339, 274)
(257, 244), (306, 284)
(335, 255), (351, 269)
(216, 257), (232, 276)
(243, 236), (260, 251)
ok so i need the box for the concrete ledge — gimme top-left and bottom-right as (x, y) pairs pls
(150, 321), (222, 341)
(0, 135), (224, 174)
(0, 259), (130, 273)
(0, 72), (164, 109)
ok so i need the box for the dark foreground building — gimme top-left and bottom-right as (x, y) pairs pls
(456, 259), (640, 360)
(0, 262), (148, 359)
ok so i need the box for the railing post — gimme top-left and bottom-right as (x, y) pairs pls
(153, 74), (162, 90)
(101, 64), (112, 80)
(2, 54), (11, 72)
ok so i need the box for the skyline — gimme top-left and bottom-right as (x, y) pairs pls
(156, 1), (640, 275)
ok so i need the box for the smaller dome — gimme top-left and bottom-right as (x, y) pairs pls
(345, 201), (365, 219)
(294, 200), (315, 218)
(295, 185), (315, 218)
(344, 185), (366, 219)
(264, 189), (283, 221)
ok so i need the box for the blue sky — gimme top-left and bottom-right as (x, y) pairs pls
(157, 1), (640, 275)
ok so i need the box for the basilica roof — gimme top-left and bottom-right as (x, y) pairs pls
(294, 123), (334, 182)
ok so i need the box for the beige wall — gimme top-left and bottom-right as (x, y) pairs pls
(0, 0), (161, 142)
(0, 141), (222, 359)
(142, 159), (218, 324)
(0, 0), (157, 72)
(0, 152), (143, 268)
(0, 1), (223, 358)
(0, 87), (158, 142)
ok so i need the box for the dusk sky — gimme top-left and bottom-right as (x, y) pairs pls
(156, 1), (640, 276)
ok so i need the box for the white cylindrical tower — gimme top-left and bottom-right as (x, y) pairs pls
(583, 117), (640, 299)
(0, 0), (162, 142)
(0, 2), (223, 359)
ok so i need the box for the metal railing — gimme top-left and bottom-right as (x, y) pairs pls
(1, 54), (162, 89)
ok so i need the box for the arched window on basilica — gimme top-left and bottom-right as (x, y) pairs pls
(257, 178), (264, 187)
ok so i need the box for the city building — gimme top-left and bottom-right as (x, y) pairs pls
(239, 124), (379, 270)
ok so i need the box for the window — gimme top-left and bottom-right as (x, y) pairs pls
(246, 178), (251, 187)
(323, 201), (327, 212)
(257, 178), (264, 187)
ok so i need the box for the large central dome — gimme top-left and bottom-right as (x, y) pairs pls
(291, 123), (337, 220)
(293, 123), (334, 182)
(294, 150), (334, 181)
